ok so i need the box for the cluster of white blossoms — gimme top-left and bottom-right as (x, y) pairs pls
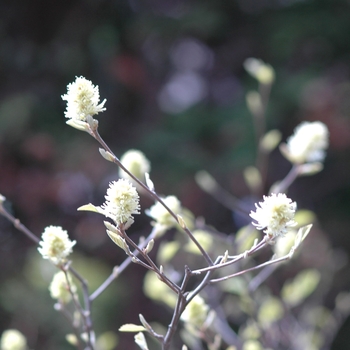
(146, 195), (182, 229)
(38, 226), (76, 265)
(119, 149), (151, 183)
(49, 271), (77, 304)
(0, 329), (27, 350)
(250, 193), (297, 240)
(282, 121), (329, 164)
(101, 179), (140, 226)
(61, 76), (106, 124)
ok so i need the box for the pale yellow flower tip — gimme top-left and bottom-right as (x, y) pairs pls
(38, 226), (76, 265)
(0, 329), (27, 350)
(62, 76), (106, 122)
(250, 193), (297, 240)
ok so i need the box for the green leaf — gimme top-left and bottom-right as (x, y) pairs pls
(257, 296), (284, 328)
(119, 324), (147, 332)
(293, 224), (312, 252)
(96, 331), (118, 350)
(294, 210), (316, 226)
(99, 148), (115, 162)
(134, 332), (149, 350)
(235, 226), (260, 253)
(282, 269), (321, 307)
(242, 339), (263, 350)
(157, 241), (180, 263)
(77, 203), (101, 213)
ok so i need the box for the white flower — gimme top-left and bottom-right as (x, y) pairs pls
(0, 330), (27, 350)
(282, 121), (329, 164)
(49, 271), (76, 304)
(119, 149), (151, 183)
(250, 193), (297, 239)
(181, 295), (209, 328)
(61, 76), (106, 122)
(101, 179), (140, 226)
(38, 226), (76, 265)
(146, 196), (182, 228)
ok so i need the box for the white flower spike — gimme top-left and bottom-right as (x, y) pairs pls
(282, 121), (329, 164)
(250, 193), (297, 240)
(62, 76), (106, 122)
(101, 179), (140, 226)
(38, 226), (76, 265)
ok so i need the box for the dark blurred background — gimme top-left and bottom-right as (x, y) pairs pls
(1, 0), (350, 349)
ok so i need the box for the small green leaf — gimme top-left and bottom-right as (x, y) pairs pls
(99, 148), (115, 162)
(282, 269), (321, 307)
(157, 241), (180, 263)
(242, 339), (263, 350)
(177, 214), (187, 229)
(134, 332), (149, 350)
(66, 119), (90, 132)
(77, 203), (101, 213)
(236, 226), (260, 253)
(104, 221), (119, 233)
(221, 276), (247, 295)
(144, 239), (154, 254)
(293, 224), (312, 251)
(260, 129), (282, 152)
(119, 324), (147, 333)
(96, 331), (118, 350)
(243, 166), (262, 192)
(294, 211), (315, 227)
(257, 296), (284, 328)
(139, 314), (153, 333)
(184, 230), (213, 255)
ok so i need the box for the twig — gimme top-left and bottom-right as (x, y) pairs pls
(90, 227), (159, 301)
(91, 129), (214, 267)
(271, 164), (300, 194)
(0, 205), (40, 244)
(209, 253), (291, 284)
(162, 267), (192, 350)
(0, 205), (96, 349)
(191, 236), (268, 275)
